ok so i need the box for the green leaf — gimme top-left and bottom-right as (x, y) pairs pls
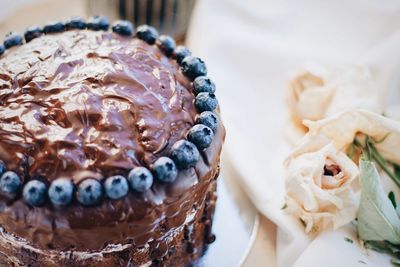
(392, 258), (400, 267)
(347, 143), (356, 161)
(354, 136), (400, 187)
(364, 240), (400, 254)
(394, 164), (400, 180)
(366, 241), (400, 267)
(389, 191), (397, 209)
(369, 143), (400, 187)
(357, 160), (400, 244)
(344, 237), (354, 244)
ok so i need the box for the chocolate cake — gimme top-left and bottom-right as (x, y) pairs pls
(0, 17), (225, 266)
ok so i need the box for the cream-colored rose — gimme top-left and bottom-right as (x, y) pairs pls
(287, 65), (383, 143)
(288, 71), (330, 129)
(292, 109), (400, 164)
(285, 143), (359, 233)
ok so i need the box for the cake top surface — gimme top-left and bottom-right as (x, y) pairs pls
(0, 19), (225, 251)
(0, 30), (194, 183)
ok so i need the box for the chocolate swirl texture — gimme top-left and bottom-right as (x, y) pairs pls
(0, 30), (195, 181)
(0, 28), (225, 260)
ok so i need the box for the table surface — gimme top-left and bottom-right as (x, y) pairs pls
(0, 1), (276, 266)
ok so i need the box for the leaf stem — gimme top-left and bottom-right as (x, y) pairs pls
(371, 152), (400, 187)
(353, 136), (400, 188)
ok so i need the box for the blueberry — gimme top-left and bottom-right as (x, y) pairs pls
(197, 111), (218, 133)
(0, 161), (5, 177)
(128, 167), (153, 192)
(0, 171), (21, 196)
(157, 35), (176, 57)
(193, 76), (216, 94)
(3, 32), (23, 49)
(48, 178), (74, 206)
(0, 44), (4, 56)
(188, 124), (213, 150)
(181, 56), (207, 80)
(23, 180), (47, 206)
(112, 20), (134, 36)
(104, 175), (129, 200)
(77, 178), (103, 206)
(136, 25), (158, 44)
(87, 15), (109, 31)
(65, 17), (86, 30)
(174, 46), (191, 64)
(170, 140), (200, 169)
(43, 22), (65, 34)
(24, 26), (42, 42)
(152, 157), (178, 183)
(195, 92), (218, 112)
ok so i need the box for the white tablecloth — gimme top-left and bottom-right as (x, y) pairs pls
(187, 1), (400, 266)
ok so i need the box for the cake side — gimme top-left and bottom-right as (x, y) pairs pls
(0, 172), (219, 267)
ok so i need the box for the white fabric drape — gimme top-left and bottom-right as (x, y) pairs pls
(187, 0), (400, 266)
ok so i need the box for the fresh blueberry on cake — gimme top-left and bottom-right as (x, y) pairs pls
(104, 175), (129, 200)
(195, 92), (219, 112)
(76, 178), (103, 206)
(0, 17), (225, 266)
(128, 167), (154, 193)
(170, 140), (200, 169)
(152, 156), (178, 183)
(3, 32), (23, 49)
(174, 45), (192, 64)
(0, 171), (20, 197)
(111, 20), (134, 36)
(157, 35), (176, 57)
(181, 56), (207, 80)
(193, 76), (216, 94)
(188, 124), (214, 150)
(48, 177), (74, 206)
(136, 24), (159, 44)
(22, 179), (47, 207)
(24, 26), (42, 42)
(43, 21), (65, 34)
(86, 15), (109, 31)
(197, 111), (218, 133)
(65, 17), (86, 30)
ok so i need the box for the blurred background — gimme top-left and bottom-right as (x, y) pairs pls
(0, 0), (195, 40)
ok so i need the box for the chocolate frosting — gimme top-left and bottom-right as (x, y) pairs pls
(0, 30), (225, 251)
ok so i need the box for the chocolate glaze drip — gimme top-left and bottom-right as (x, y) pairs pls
(0, 30), (225, 253)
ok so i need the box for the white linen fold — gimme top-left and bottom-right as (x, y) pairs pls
(187, 1), (400, 266)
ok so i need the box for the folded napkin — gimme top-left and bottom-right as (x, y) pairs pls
(187, 0), (400, 266)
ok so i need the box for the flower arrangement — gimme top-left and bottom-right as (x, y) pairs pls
(284, 66), (400, 265)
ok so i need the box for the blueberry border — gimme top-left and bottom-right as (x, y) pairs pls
(0, 16), (220, 207)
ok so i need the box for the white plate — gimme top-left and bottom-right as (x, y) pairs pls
(198, 156), (260, 267)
